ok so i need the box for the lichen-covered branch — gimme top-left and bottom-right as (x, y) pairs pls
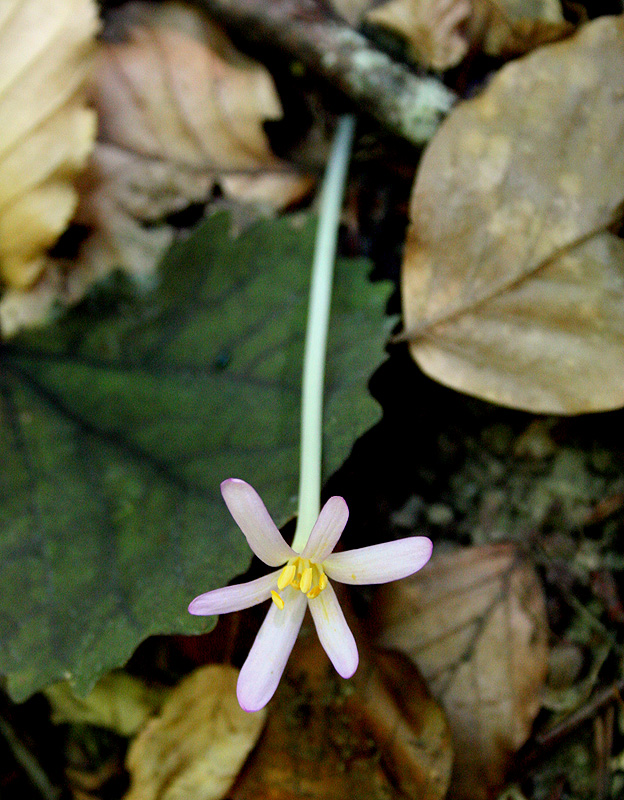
(199, 0), (456, 146)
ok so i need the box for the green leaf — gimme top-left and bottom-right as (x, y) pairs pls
(0, 212), (393, 701)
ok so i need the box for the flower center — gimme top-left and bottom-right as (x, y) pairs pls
(271, 557), (328, 608)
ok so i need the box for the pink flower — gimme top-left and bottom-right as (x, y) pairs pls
(189, 478), (433, 712)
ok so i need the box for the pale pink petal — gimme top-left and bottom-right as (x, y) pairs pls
(221, 478), (295, 566)
(237, 587), (307, 712)
(188, 571), (280, 615)
(308, 582), (358, 678)
(323, 537), (433, 585)
(301, 496), (349, 561)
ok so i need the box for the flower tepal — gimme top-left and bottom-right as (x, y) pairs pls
(189, 478), (433, 712)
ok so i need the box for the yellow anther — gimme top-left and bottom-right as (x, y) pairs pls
(271, 590), (285, 610)
(300, 566), (313, 594)
(278, 563), (296, 590)
(273, 557), (329, 599)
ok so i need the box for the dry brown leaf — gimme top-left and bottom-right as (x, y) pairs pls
(71, 0), (311, 296)
(402, 17), (624, 414)
(346, 649), (453, 800)
(124, 664), (266, 800)
(231, 629), (394, 800)
(232, 596), (452, 800)
(471, 0), (573, 58)
(365, 0), (570, 70)
(375, 544), (548, 800)
(0, 0), (98, 289)
(367, 0), (471, 70)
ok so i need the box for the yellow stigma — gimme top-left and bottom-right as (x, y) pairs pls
(275, 556), (329, 606)
(271, 590), (285, 609)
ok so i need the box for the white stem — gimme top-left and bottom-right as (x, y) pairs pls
(291, 115), (356, 553)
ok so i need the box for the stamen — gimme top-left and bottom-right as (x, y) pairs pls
(271, 590), (285, 610)
(278, 563), (296, 591)
(275, 557), (329, 599)
(300, 566), (313, 594)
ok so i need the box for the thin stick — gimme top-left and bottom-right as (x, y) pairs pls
(535, 679), (624, 750)
(197, 0), (455, 146)
(0, 715), (60, 800)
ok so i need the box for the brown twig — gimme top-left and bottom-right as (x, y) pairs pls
(594, 704), (614, 800)
(512, 677), (623, 782)
(199, 0), (456, 146)
(535, 679), (624, 751)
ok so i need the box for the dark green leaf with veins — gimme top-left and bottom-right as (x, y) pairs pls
(0, 212), (393, 701)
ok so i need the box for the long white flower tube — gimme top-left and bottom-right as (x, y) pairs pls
(292, 114), (357, 552)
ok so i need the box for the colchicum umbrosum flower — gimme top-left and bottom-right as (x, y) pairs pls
(189, 478), (433, 712)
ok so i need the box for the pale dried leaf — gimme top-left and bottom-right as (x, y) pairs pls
(219, 173), (316, 211)
(367, 0), (471, 70)
(498, 0), (563, 24)
(45, 672), (167, 737)
(376, 545), (548, 800)
(366, 0), (571, 71)
(74, 1), (311, 288)
(0, 0), (98, 288)
(402, 17), (624, 414)
(471, 0), (572, 58)
(0, 267), (65, 337)
(124, 665), (266, 800)
(70, 144), (176, 299)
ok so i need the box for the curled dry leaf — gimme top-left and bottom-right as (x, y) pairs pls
(346, 649), (453, 800)
(0, 1), (312, 337)
(231, 627), (394, 800)
(402, 17), (624, 414)
(231, 607), (451, 800)
(72, 0), (311, 298)
(375, 544), (548, 800)
(367, 0), (472, 71)
(124, 665), (266, 800)
(470, 0), (572, 59)
(0, 0), (98, 289)
(365, 0), (569, 71)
